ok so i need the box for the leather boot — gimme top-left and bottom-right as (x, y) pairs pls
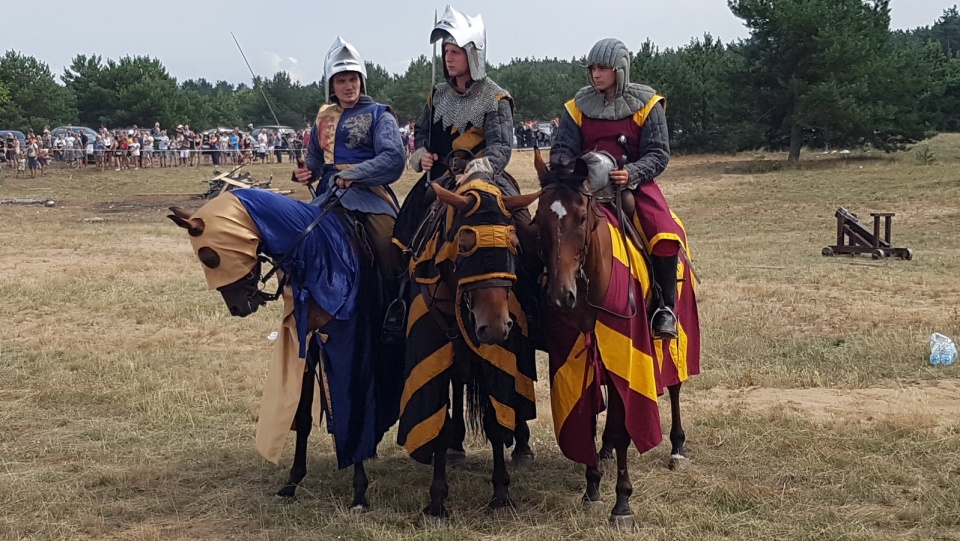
(650, 254), (679, 339)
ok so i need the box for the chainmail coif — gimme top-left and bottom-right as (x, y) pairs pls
(432, 78), (510, 133)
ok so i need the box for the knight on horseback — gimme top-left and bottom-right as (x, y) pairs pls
(550, 38), (683, 340)
(293, 36), (405, 302)
(393, 4), (525, 252)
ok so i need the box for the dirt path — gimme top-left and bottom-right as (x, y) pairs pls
(689, 380), (960, 428)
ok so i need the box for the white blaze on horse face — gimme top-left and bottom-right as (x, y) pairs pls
(550, 200), (568, 220)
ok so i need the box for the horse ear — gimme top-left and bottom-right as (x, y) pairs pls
(533, 147), (549, 183)
(430, 182), (473, 213)
(502, 190), (542, 212)
(167, 207), (205, 237)
(169, 207), (192, 220)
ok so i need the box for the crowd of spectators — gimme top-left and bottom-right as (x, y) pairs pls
(1, 123), (308, 176)
(2, 116), (550, 178)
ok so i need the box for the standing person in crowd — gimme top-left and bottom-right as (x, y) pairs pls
(94, 135), (105, 172)
(116, 130), (130, 171)
(142, 130), (154, 168)
(26, 135), (39, 179)
(257, 129), (268, 164)
(157, 130), (169, 168)
(129, 131), (141, 170)
(549, 38), (680, 338)
(292, 36), (405, 297)
(393, 5), (519, 251)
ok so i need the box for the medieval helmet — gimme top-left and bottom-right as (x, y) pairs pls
(430, 5), (487, 81)
(323, 36), (367, 103)
(586, 38), (631, 97)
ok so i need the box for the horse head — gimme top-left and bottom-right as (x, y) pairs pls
(532, 147), (601, 311)
(431, 161), (538, 344)
(168, 193), (269, 318)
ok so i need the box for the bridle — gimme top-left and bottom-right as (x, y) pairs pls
(537, 181), (637, 319)
(537, 183), (600, 302)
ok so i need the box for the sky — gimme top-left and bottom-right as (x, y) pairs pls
(3, 0), (955, 85)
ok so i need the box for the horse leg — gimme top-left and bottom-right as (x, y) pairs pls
(583, 462), (604, 507)
(511, 419), (535, 467)
(276, 368), (315, 500)
(349, 461), (370, 512)
(484, 404), (513, 509)
(667, 382), (688, 470)
(447, 381), (467, 463)
(606, 384), (636, 530)
(423, 425), (450, 518)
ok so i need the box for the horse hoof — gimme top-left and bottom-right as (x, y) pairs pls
(609, 513), (637, 531)
(446, 449), (466, 464)
(582, 497), (605, 510)
(273, 494), (297, 504)
(419, 508), (448, 526)
(275, 484), (298, 499)
(487, 497), (515, 511)
(511, 449), (535, 467)
(348, 503), (370, 514)
(667, 454), (689, 471)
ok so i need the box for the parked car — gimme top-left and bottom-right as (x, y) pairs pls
(51, 126), (98, 142)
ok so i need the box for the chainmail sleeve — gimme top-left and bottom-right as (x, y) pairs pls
(549, 110), (581, 169)
(626, 102), (670, 188)
(482, 97), (514, 175)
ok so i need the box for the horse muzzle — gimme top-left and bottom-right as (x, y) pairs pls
(546, 282), (578, 311)
(217, 270), (269, 317)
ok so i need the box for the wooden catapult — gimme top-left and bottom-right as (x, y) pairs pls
(822, 207), (913, 260)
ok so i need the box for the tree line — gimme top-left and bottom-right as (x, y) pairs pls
(1, 1), (958, 161)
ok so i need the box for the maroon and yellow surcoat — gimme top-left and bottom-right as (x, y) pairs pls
(564, 97), (684, 257)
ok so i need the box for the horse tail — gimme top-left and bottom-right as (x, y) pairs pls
(466, 376), (485, 436)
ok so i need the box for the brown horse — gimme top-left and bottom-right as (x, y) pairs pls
(531, 147), (700, 529)
(168, 188), (403, 512)
(396, 169), (540, 518)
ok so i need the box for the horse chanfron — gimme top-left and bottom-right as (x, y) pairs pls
(168, 200), (267, 317)
(430, 175), (538, 345)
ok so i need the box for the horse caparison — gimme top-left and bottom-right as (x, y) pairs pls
(531, 147), (690, 528)
(399, 176), (539, 518)
(169, 190), (400, 513)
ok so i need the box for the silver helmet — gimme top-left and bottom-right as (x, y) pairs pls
(430, 5), (487, 81)
(586, 38), (631, 97)
(323, 36), (367, 103)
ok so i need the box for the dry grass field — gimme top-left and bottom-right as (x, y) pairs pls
(2, 136), (960, 540)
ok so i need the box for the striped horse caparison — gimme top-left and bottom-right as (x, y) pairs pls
(530, 147), (701, 529)
(396, 173), (540, 518)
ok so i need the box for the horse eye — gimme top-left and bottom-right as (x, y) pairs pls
(197, 246), (221, 269)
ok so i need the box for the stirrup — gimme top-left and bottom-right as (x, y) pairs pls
(381, 297), (407, 345)
(650, 306), (678, 339)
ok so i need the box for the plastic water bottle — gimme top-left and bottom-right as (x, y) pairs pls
(930, 333), (958, 365)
